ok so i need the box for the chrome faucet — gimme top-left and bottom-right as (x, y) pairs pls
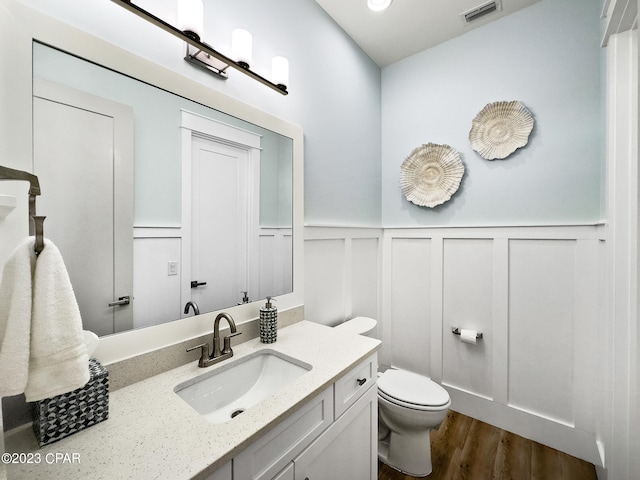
(184, 301), (200, 316)
(186, 312), (242, 368)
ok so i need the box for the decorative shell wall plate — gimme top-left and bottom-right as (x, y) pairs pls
(400, 143), (465, 208)
(469, 101), (534, 160)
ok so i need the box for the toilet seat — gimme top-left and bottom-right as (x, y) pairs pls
(378, 369), (450, 411)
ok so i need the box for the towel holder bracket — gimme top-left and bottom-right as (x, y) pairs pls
(0, 165), (46, 255)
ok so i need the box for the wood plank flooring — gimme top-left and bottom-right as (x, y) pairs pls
(378, 411), (597, 480)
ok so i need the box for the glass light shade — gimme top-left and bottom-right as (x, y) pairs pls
(231, 28), (253, 68)
(272, 56), (289, 89)
(177, 0), (203, 38)
(367, 0), (392, 12)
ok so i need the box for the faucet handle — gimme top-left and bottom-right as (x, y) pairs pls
(222, 332), (242, 355)
(186, 343), (210, 368)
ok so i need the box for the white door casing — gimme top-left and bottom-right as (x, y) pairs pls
(181, 110), (261, 316)
(33, 79), (134, 336)
(191, 135), (250, 312)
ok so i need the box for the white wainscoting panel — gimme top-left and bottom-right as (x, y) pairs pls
(442, 238), (493, 400)
(257, 233), (276, 301)
(304, 238), (348, 326)
(304, 228), (382, 327)
(384, 226), (603, 464)
(133, 235), (182, 329)
(305, 225), (604, 465)
(389, 237), (432, 377)
(507, 239), (576, 426)
(132, 227), (292, 329)
(256, 228), (293, 301)
(351, 238), (380, 323)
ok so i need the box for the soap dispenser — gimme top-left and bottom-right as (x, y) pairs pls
(259, 296), (278, 343)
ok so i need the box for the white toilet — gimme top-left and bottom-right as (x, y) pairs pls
(334, 317), (451, 477)
(377, 369), (450, 476)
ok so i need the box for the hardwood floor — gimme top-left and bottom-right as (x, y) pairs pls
(378, 411), (597, 480)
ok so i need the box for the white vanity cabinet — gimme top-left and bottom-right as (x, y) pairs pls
(293, 383), (377, 480)
(233, 386), (335, 480)
(230, 353), (378, 480)
(2, 322), (380, 480)
(205, 461), (232, 480)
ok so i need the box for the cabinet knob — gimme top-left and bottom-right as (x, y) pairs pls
(357, 377), (367, 386)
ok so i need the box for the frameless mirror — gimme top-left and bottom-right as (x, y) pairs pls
(31, 42), (293, 337)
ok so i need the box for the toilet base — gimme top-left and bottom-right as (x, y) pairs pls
(378, 429), (433, 477)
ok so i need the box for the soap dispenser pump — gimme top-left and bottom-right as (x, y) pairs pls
(259, 296), (278, 343)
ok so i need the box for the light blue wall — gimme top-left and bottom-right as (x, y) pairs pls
(381, 0), (603, 226)
(17, 0), (602, 229)
(19, 0), (382, 226)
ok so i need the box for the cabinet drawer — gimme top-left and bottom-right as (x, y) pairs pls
(334, 353), (377, 419)
(233, 386), (333, 480)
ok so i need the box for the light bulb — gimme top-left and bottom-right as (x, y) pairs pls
(177, 0), (203, 40)
(272, 56), (289, 91)
(367, 0), (392, 12)
(231, 28), (252, 69)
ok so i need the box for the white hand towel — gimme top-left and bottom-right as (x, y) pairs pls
(0, 238), (35, 397)
(83, 330), (100, 358)
(24, 238), (89, 402)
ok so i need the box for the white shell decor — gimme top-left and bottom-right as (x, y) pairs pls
(400, 143), (465, 208)
(469, 100), (534, 160)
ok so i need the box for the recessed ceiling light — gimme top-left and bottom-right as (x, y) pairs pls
(367, 0), (392, 12)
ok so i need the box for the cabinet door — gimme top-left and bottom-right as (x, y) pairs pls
(294, 385), (377, 480)
(234, 386), (333, 480)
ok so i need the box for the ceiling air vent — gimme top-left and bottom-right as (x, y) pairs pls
(461, 0), (502, 24)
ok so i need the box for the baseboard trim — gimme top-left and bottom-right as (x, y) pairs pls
(447, 387), (602, 466)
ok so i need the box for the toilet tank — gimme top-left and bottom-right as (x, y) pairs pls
(333, 316), (377, 337)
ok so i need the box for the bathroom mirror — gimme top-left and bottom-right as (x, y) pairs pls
(31, 42), (293, 337)
(0, 0), (303, 348)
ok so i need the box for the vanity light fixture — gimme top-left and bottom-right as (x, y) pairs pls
(367, 0), (393, 12)
(111, 0), (289, 95)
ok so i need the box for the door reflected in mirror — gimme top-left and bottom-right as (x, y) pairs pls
(32, 42), (293, 336)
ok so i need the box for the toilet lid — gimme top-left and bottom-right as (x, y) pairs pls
(333, 317), (377, 335)
(378, 369), (450, 407)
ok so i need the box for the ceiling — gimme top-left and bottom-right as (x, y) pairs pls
(314, 0), (542, 67)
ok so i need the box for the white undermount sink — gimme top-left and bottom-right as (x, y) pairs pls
(174, 350), (312, 425)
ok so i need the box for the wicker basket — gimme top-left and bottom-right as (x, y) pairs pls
(32, 359), (109, 446)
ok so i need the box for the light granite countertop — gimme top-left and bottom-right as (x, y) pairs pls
(4, 321), (380, 480)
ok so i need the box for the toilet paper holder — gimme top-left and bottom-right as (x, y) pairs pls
(451, 327), (483, 339)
